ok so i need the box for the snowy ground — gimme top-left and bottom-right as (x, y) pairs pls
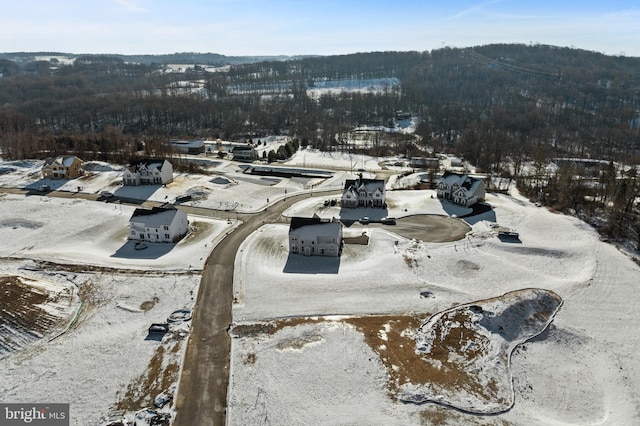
(228, 190), (640, 425)
(3, 151), (640, 425)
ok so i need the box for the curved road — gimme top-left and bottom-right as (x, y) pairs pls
(0, 187), (468, 425)
(172, 194), (312, 426)
(171, 195), (470, 425)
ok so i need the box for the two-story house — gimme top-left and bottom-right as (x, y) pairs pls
(341, 177), (386, 208)
(128, 205), (188, 243)
(41, 155), (84, 179)
(289, 216), (343, 257)
(123, 159), (173, 186)
(436, 172), (485, 206)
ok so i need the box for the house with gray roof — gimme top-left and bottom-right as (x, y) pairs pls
(341, 176), (386, 208)
(289, 216), (342, 257)
(128, 205), (188, 243)
(41, 155), (84, 179)
(436, 172), (485, 206)
(123, 159), (173, 186)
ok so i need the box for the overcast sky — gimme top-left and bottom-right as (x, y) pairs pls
(1, 0), (639, 57)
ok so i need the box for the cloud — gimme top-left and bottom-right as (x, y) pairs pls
(112, 0), (148, 13)
(443, 0), (504, 21)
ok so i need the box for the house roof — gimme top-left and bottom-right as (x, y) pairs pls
(289, 216), (340, 232)
(130, 205), (182, 227)
(439, 172), (484, 192)
(343, 178), (385, 193)
(43, 155), (80, 168)
(167, 139), (204, 148)
(127, 159), (169, 173)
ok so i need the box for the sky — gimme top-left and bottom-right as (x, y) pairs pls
(1, 0), (639, 57)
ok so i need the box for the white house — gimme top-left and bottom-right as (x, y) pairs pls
(436, 172), (485, 206)
(123, 159), (173, 186)
(341, 177), (386, 208)
(128, 205), (189, 243)
(289, 216), (343, 257)
(232, 145), (258, 162)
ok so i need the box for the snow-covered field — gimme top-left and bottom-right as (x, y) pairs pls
(2, 150), (640, 425)
(228, 190), (640, 425)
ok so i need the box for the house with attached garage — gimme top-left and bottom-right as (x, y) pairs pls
(128, 205), (189, 243)
(41, 155), (84, 179)
(341, 176), (386, 208)
(123, 159), (173, 186)
(436, 172), (485, 206)
(289, 216), (343, 257)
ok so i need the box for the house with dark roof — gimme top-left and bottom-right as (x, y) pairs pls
(128, 205), (188, 243)
(341, 177), (386, 208)
(41, 155), (84, 179)
(289, 216), (343, 257)
(231, 145), (258, 162)
(123, 159), (173, 186)
(436, 172), (485, 206)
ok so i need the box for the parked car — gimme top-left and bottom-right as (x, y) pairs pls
(37, 184), (50, 192)
(100, 190), (114, 198)
(381, 216), (396, 225)
(359, 217), (370, 224)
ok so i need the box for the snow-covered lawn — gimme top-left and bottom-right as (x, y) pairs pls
(3, 153), (640, 425)
(228, 191), (640, 425)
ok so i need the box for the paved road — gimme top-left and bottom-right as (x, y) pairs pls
(1, 186), (469, 424)
(172, 194), (312, 426)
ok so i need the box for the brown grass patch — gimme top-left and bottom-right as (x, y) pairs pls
(115, 345), (180, 412)
(0, 275), (75, 355)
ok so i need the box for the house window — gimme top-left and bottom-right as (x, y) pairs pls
(165, 234), (170, 239)
(163, 226), (169, 231)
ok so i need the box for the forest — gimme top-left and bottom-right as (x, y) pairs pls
(0, 44), (639, 246)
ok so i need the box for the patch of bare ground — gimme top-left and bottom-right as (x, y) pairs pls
(25, 259), (198, 276)
(115, 342), (181, 412)
(0, 275), (75, 356)
(140, 296), (160, 312)
(344, 233), (370, 245)
(405, 288), (563, 413)
(183, 221), (213, 244)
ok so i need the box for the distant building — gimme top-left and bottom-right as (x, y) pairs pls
(289, 216), (343, 257)
(128, 205), (188, 243)
(436, 172), (485, 206)
(410, 157), (439, 169)
(166, 139), (205, 155)
(123, 159), (173, 186)
(41, 155), (84, 179)
(341, 176), (386, 208)
(232, 145), (258, 162)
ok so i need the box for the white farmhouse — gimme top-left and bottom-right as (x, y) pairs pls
(128, 205), (188, 243)
(341, 177), (386, 208)
(123, 159), (173, 186)
(289, 216), (343, 257)
(436, 172), (486, 206)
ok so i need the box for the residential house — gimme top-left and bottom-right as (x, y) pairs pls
(341, 176), (386, 208)
(128, 205), (188, 243)
(232, 145), (258, 162)
(123, 159), (173, 186)
(289, 216), (343, 257)
(436, 172), (485, 206)
(41, 155), (84, 179)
